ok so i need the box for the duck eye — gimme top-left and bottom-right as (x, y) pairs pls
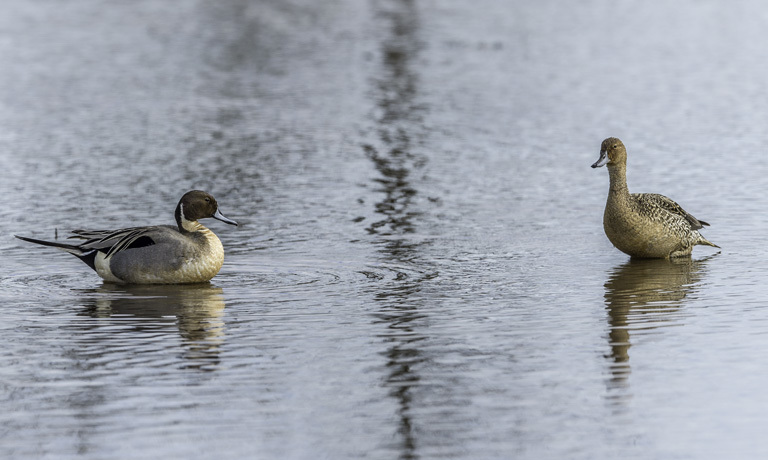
(205, 197), (211, 203)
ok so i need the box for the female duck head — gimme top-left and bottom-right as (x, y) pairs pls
(592, 137), (627, 168)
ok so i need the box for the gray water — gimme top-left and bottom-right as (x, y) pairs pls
(1, 0), (768, 459)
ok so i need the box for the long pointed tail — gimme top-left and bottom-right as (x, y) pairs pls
(698, 236), (720, 249)
(15, 235), (86, 256)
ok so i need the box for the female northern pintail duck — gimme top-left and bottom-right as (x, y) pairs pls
(16, 190), (237, 284)
(592, 137), (718, 258)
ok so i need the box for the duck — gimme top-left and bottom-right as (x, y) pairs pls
(592, 137), (718, 258)
(16, 190), (238, 284)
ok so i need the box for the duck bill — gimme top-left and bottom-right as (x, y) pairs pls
(213, 209), (238, 226)
(591, 150), (609, 168)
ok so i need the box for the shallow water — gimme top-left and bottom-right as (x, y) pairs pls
(2, 0), (768, 458)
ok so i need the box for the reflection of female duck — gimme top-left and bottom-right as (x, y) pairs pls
(82, 284), (226, 368)
(603, 257), (708, 390)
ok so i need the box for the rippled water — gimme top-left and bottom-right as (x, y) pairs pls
(3, 0), (768, 458)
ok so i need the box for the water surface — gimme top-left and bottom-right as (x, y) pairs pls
(2, 1), (768, 459)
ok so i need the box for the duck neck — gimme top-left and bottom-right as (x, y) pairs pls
(607, 163), (630, 196)
(175, 203), (203, 233)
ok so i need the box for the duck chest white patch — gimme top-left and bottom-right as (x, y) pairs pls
(177, 227), (225, 282)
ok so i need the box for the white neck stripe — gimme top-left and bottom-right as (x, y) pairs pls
(179, 203), (201, 232)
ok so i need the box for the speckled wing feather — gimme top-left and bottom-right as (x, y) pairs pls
(68, 227), (158, 257)
(632, 193), (709, 230)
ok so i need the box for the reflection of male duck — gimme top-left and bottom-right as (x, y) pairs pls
(603, 257), (710, 392)
(82, 284), (226, 369)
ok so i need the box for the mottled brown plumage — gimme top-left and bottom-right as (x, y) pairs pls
(592, 138), (718, 258)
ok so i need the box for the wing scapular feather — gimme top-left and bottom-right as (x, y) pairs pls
(634, 193), (709, 230)
(69, 227), (158, 257)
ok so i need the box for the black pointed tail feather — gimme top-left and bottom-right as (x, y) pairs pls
(15, 235), (98, 271)
(15, 235), (83, 253)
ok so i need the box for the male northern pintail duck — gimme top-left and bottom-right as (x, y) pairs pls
(592, 137), (718, 258)
(16, 190), (237, 284)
